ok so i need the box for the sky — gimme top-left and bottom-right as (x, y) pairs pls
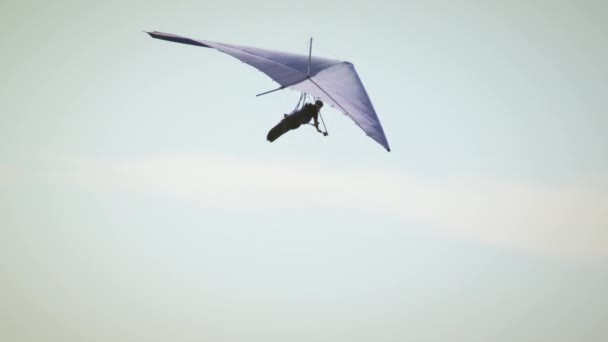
(1, 0), (607, 341)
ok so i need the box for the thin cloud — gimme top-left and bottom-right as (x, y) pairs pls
(59, 155), (608, 263)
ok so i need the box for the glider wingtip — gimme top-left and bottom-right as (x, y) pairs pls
(145, 31), (166, 38)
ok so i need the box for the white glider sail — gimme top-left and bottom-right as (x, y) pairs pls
(147, 31), (390, 151)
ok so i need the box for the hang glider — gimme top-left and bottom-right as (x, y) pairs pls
(147, 31), (390, 151)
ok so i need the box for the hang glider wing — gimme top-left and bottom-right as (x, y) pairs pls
(147, 31), (390, 151)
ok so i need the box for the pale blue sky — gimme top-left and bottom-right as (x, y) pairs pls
(2, 1), (607, 341)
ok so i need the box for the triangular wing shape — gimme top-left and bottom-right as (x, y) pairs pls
(148, 31), (390, 151)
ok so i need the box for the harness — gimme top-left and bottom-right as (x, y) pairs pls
(287, 93), (329, 135)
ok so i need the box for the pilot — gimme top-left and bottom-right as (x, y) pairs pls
(267, 100), (326, 142)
